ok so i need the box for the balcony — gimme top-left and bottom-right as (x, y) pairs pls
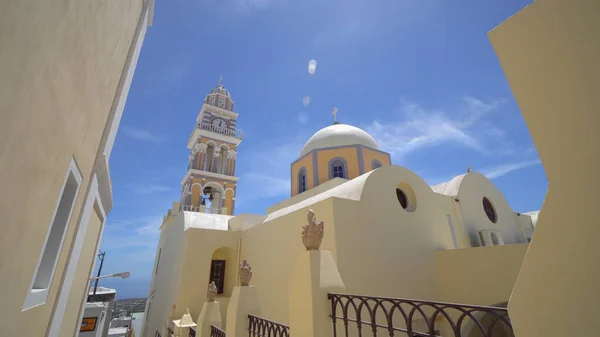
(179, 204), (229, 215)
(198, 122), (243, 139)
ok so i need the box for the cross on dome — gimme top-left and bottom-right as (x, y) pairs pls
(332, 107), (339, 125)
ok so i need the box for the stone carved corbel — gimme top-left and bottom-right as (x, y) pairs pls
(206, 281), (218, 302)
(302, 209), (324, 250)
(239, 260), (252, 286)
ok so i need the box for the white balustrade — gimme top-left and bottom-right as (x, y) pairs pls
(198, 122), (243, 139)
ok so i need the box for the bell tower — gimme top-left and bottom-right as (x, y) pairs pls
(180, 78), (242, 215)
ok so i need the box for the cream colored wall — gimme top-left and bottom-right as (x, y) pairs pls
(144, 214), (187, 337)
(435, 244), (528, 306)
(155, 165), (530, 332)
(488, 1), (600, 336)
(456, 173), (526, 246)
(175, 229), (239, 327)
(238, 166), (456, 323)
(240, 199), (338, 324)
(515, 213), (534, 242)
(267, 178), (346, 214)
(228, 214), (267, 231)
(432, 193), (471, 249)
(334, 166), (455, 300)
(0, 0), (143, 335)
(59, 204), (104, 337)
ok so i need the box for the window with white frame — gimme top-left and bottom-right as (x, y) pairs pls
(23, 158), (82, 309)
(329, 159), (346, 179)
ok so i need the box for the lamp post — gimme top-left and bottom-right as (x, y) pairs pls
(92, 251), (106, 302)
(90, 271), (131, 281)
(89, 271), (131, 303)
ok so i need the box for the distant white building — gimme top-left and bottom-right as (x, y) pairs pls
(79, 287), (117, 337)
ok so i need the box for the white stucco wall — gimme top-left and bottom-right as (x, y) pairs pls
(143, 212), (187, 337)
(455, 172), (526, 246)
(80, 303), (109, 337)
(146, 166), (532, 330)
(335, 165), (457, 300)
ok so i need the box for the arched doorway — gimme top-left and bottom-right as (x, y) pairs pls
(209, 247), (237, 297)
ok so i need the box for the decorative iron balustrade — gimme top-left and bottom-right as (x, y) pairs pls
(199, 122), (243, 139)
(328, 293), (513, 337)
(248, 314), (290, 337)
(211, 324), (227, 337)
(189, 327), (196, 337)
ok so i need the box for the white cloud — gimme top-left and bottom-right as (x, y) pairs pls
(481, 160), (542, 180)
(121, 126), (165, 143)
(366, 97), (509, 160)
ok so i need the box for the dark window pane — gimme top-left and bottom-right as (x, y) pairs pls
(209, 260), (226, 294)
(482, 197), (497, 223)
(396, 188), (408, 209)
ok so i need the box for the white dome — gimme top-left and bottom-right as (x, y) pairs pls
(300, 124), (379, 156)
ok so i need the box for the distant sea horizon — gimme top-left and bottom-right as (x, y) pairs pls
(96, 277), (150, 300)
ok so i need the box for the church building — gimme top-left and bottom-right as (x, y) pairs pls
(142, 79), (537, 337)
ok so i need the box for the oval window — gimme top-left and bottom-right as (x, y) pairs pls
(396, 188), (409, 210)
(482, 197), (497, 223)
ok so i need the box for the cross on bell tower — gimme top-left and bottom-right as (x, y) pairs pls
(179, 78), (243, 216)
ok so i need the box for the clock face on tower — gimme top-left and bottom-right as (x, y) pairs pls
(212, 118), (227, 130)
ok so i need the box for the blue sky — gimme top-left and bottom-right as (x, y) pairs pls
(96, 0), (546, 299)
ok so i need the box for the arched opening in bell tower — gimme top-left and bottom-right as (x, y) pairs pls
(217, 144), (229, 175)
(205, 143), (216, 172)
(202, 183), (225, 213)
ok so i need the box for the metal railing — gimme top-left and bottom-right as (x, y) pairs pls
(189, 327), (196, 337)
(199, 122), (243, 139)
(211, 325), (227, 337)
(248, 314), (290, 337)
(328, 293), (513, 337)
(167, 327), (174, 337)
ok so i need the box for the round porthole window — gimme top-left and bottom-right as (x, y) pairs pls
(396, 188), (409, 210)
(482, 197), (497, 223)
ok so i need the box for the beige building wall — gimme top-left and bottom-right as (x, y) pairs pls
(176, 229), (239, 326)
(145, 165), (533, 335)
(143, 208), (186, 337)
(488, 0), (600, 336)
(436, 244), (528, 306)
(0, 0), (153, 336)
(59, 203), (105, 336)
(455, 172), (528, 246)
